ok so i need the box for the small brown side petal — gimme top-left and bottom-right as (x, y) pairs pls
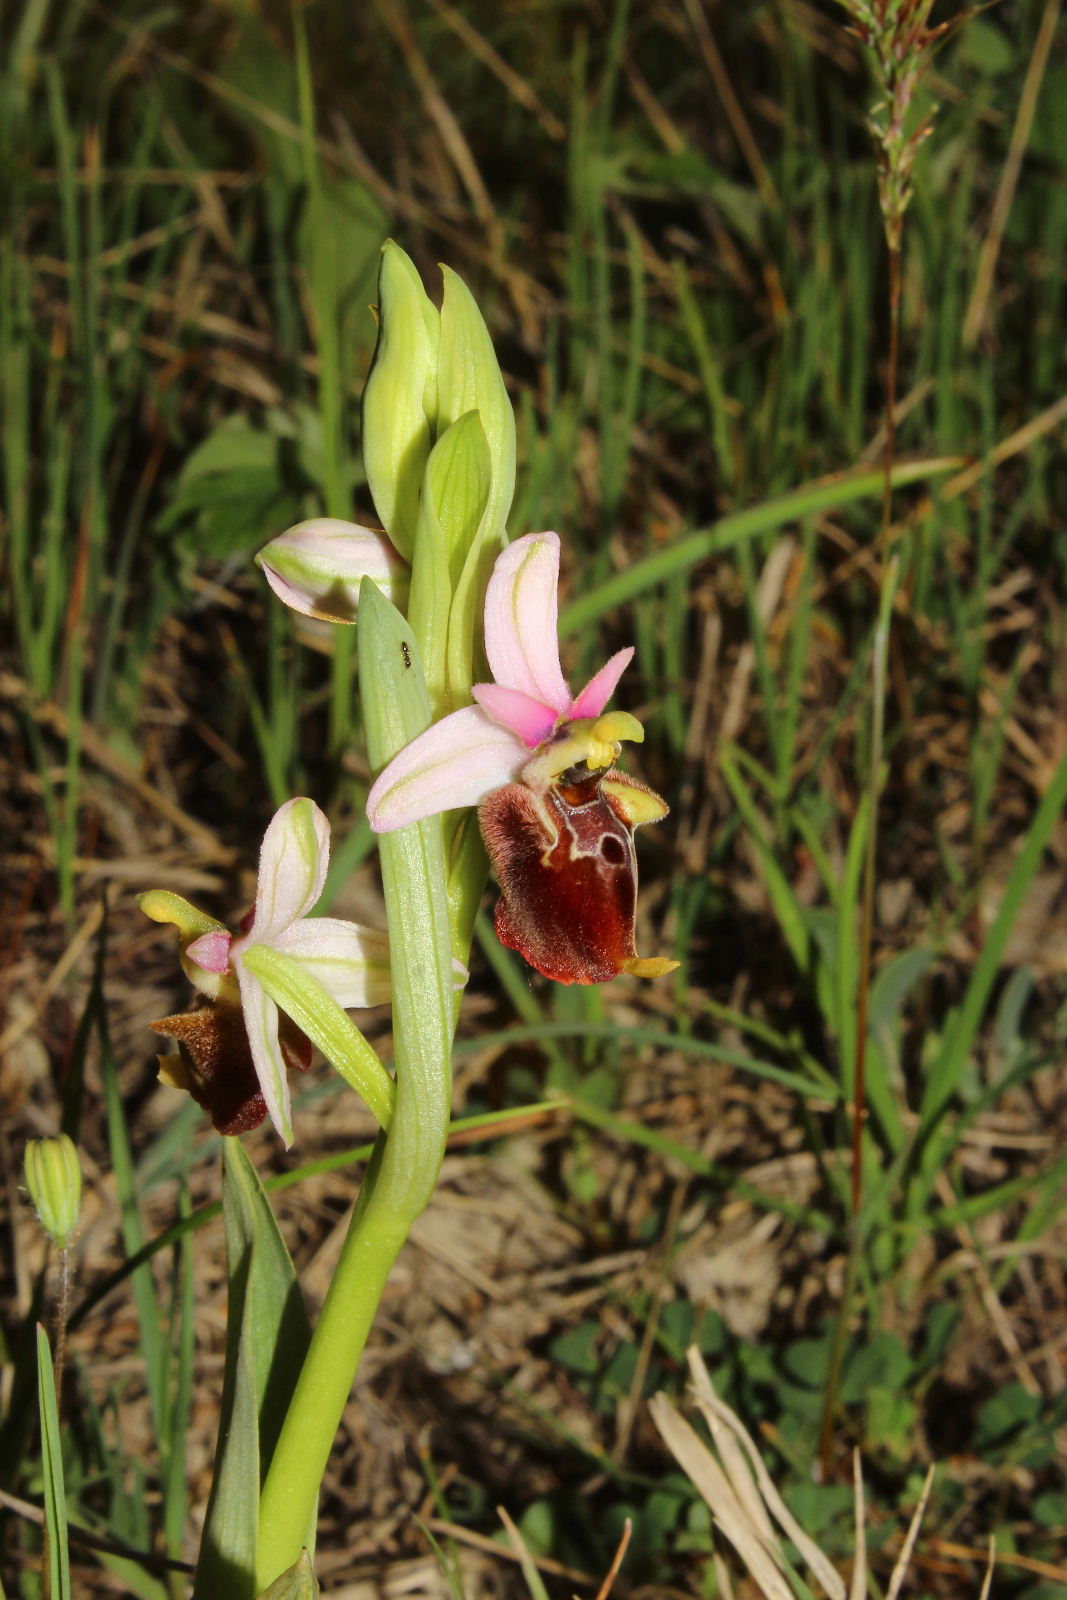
(150, 1004), (267, 1136)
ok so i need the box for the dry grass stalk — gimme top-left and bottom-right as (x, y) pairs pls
(650, 1347), (851, 1600)
(651, 1353), (1006, 1600)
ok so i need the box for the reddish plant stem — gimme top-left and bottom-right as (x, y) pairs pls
(851, 240), (902, 1218)
(818, 241), (903, 1478)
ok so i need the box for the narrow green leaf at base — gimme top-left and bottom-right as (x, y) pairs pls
(37, 1325), (72, 1600)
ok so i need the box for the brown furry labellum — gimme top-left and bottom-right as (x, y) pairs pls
(478, 727), (677, 985)
(149, 1003), (312, 1135)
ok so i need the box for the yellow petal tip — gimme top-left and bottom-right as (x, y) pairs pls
(622, 957), (680, 979)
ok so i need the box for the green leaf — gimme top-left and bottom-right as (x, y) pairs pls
(719, 745), (810, 974)
(975, 1383), (1042, 1447)
(834, 790), (870, 1096)
(215, 17), (301, 188)
(435, 268), (516, 708)
(550, 1321), (601, 1377)
(194, 1143), (312, 1600)
(358, 580), (455, 1218)
(839, 1333), (913, 1404)
(436, 266), (515, 550)
(175, 416), (282, 483)
(407, 410), (491, 714)
(782, 1481), (854, 1539)
(157, 416), (306, 561)
(954, 18), (1015, 76)
(295, 174), (387, 353)
(100, 1009), (167, 1440)
(256, 1549), (318, 1600)
(782, 1334), (834, 1388)
(866, 1387), (919, 1454)
(37, 1325), (71, 1600)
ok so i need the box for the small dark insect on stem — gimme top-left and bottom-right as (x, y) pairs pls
(400, 640), (412, 669)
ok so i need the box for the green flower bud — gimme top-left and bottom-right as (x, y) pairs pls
(24, 1134), (82, 1249)
(407, 410), (491, 714)
(436, 265), (515, 552)
(256, 518), (410, 624)
(436, 267), (517, 707)
(361, 241), (440, 562)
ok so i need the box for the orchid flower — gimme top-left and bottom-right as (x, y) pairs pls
(366, 532), (635, 830)
(140, 798), (392, 1145)
(366, 532), (677, 985)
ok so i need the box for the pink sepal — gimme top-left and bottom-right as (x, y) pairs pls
(483, 533), (570, 712)
(472, 683), (559, 748)
(571, 647), (635, 720)
(243, 798), (330, 946)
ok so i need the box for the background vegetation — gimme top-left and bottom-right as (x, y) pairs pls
(1, 1), (1064, 1595)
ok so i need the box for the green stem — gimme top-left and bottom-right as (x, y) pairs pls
(254, 585), (456, 1589)
(253, 1146), (407, 1590)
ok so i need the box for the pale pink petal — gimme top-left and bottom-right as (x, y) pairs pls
(472, 683), (559, 748)
(273, 919), (391, 1009)
(570, 647), (635, 720)
(256, 519), (408, 623)
(367, 706), (526, 833)
(483, 533), (571, 711)
(243, 798), (329, 944)
(235, 965), (293, 1146)
(185, 929), (233, 974)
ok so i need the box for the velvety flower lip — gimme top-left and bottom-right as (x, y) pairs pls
(141, 798), (390, 1146)
(366, 532), (635, 833)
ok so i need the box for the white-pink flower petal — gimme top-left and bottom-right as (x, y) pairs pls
(272, 918), (392, 1009)
(244, 797), (330, 945)
(235, 964), (293, 1146)
(570, 647), (635, 721)
(483, 533), (570, 710)
(367, 706), (526, 832)
(472, 683), (559, 748)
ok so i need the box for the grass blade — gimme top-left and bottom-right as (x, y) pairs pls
(37, 1324), (72, 1600)
(916, 750), (1067, 1179)
(559, 458), (962, 633)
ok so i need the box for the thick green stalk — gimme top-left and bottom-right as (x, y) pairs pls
(254, 585), (455, 1590)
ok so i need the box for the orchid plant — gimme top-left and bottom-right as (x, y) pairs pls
(137, 242), (675, 1598)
